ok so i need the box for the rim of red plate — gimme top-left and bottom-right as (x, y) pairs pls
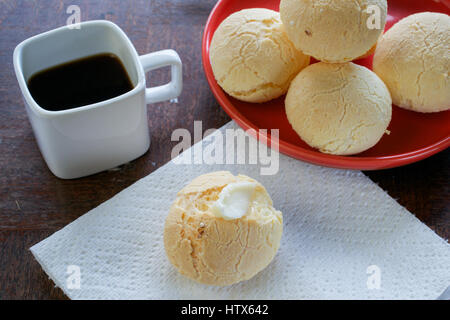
(201, 0), (450, 170)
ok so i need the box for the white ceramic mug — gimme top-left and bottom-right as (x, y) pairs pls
(13, 20), (182, 179)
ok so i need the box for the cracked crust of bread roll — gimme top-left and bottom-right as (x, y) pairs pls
(373, 12), (450, 113)
(209, 8), (310, 103)
(164, 171), (283, 286)
(280, 0), (387, 63)
(285, 62), (392, 155)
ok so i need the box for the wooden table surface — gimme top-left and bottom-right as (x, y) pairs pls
(0, 0), (448, 300)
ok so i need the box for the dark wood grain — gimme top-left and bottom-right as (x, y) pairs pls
(0, 0), (448, 300)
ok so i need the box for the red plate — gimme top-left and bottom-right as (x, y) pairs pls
(202, 0), (450, 170)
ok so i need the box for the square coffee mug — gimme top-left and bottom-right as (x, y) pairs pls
(13, 20), (182, 179)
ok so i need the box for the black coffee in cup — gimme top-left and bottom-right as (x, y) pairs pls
(27, 53), (134, 111)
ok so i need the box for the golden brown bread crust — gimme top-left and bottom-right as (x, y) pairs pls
(373, 12), (450, 112)
(285, 62), (392, 155)
(209, 8), (310, 103)
(280, 0), (387, 63)
(164, 172), (283, 286)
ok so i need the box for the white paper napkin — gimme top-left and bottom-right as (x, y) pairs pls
(31, 121), (450, 300)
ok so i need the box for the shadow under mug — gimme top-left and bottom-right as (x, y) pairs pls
(13, 20), (182, 179)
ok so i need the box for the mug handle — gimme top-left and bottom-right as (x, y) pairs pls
(139, 49), (182, 104)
